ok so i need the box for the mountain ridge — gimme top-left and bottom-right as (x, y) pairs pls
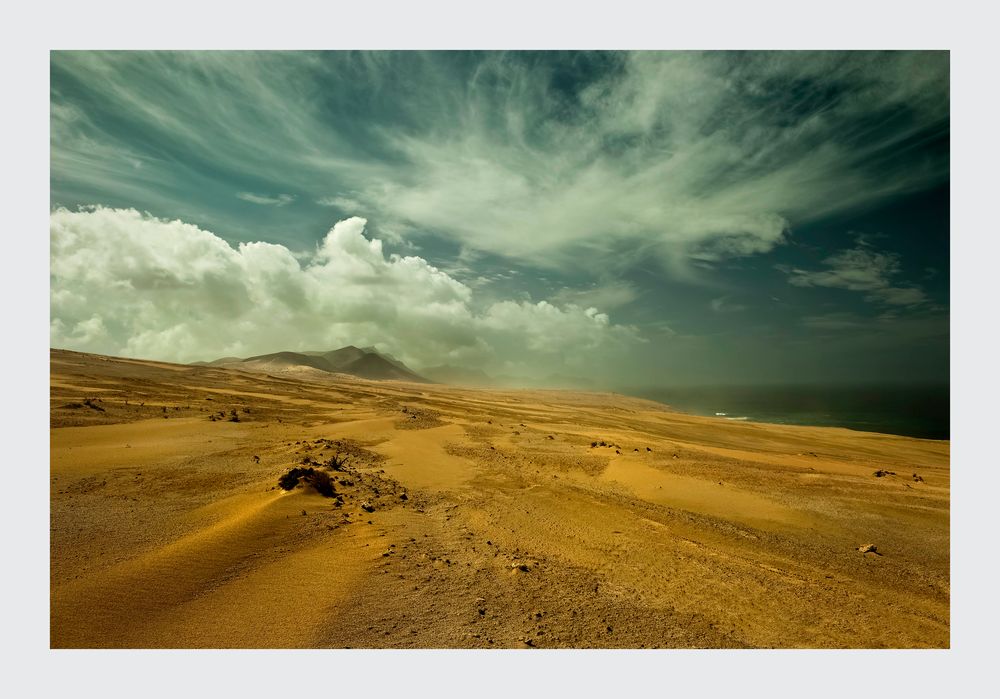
(195, 346), (430, 383)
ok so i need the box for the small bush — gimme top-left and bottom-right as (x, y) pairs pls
(325, 454), (350, 471)
(278, 467), (336, 497)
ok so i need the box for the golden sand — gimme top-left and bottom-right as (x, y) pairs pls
(50, 349), (949, 648)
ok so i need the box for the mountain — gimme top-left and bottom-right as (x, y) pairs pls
(196, 346), (430, 383)
(341, 352), (427, 382)
(361, 346), (413, 373)
(242, 351), (338, 373)
(301, 345), (368, 370)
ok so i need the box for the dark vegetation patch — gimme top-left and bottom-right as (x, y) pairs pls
(278, 467), (336, 497)
(296, 438), (385, 469)
(590, 440), (621, 449)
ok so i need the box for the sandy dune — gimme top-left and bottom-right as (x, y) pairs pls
(50, 348), (949, 648)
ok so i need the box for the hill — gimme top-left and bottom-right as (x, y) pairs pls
(198, 345), (430, 383)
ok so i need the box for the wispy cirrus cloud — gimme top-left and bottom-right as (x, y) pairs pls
(551, 281), (640, 310)
(236, 192), (296, 206)
(50, 51), (949, 277)
(781, 244), (928, 307)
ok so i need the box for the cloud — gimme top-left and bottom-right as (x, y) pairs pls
(51, 51), (949, 277)
(800, 312), (866, 331)
(236, 192), (296, 206)
(550, 281), (639, 310)
(50, 208), (640, 379)
(317, 195), (364, 211)
(709, 296), (747, 313)
(781, 244), (927, 307)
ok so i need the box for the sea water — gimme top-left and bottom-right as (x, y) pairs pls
(631, 383), (949, 440)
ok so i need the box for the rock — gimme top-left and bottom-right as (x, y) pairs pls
(873, 470), (896, 478)
(857, 543), (880, 555)
(361, 501), (375, 513)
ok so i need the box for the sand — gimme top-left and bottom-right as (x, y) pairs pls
(49, 348), (950, 648)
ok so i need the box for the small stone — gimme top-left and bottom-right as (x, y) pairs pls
(858, 543), (880, 555)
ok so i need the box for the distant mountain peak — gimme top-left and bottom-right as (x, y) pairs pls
(198, 345), (430, 383)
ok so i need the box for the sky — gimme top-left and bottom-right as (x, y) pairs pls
(49, 51), (949, 388)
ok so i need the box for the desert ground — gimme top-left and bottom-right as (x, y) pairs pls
(50, 348), (949, 648)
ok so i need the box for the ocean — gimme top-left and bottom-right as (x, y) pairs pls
(631, 383), (949, 440)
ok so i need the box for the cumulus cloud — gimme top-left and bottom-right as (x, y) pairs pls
(781, 244), (927, 307)
(50, 207), (640, 378)
(236, 192), (296, 206)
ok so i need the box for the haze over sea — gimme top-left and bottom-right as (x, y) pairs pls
(633, 384), (949, 440)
